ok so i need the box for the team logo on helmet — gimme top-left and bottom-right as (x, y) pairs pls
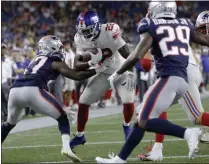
(202, 13), (209, 21)
(76, 11), (101, 39)
(78, 20), (86, 28)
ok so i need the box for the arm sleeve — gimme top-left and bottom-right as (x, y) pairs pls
(137, 18), (151, 35)
(106, 23), (126, 53)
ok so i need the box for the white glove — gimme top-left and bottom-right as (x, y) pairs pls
(108, 71), (121, 90)
(122, 71), (135, 91)
(103, 57), (115, 67)
(87, 48), (103, 66)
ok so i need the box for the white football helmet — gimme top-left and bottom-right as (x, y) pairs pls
(38, 35), (64, 54)
(148, 1), (177, 19)
(195, 11), (209, 35)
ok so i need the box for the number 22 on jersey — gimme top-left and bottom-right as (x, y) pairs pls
(105, 23), (115, 31)
(157, 26), (190, 57)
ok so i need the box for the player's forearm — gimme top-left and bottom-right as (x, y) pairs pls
(74, 54), (90, 70)
(117, 54), (138, 74)
(118, 44), (134, 72)
(74, 61), (91, 71)
(75, 69), (96, 81)
(117, 33), (153, 74)
(59, 67), (95, 81)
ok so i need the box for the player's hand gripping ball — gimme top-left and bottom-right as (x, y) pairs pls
(82, 48), (99, 62)
(83, 48), (103, 66)
(83, 48), (113, 63)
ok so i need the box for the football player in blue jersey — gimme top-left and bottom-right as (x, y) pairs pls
(96, 2), (209, 163)
(137, 10), (209, 161)
(1, 35), (108, 162)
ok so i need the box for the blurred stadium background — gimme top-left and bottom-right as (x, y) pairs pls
(2, 1), (209, 47)
(1, 1), (209, 163)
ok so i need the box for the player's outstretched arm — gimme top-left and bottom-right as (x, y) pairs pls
(118, 44), (131, 59)
(74, 55), (91, 71)
(52, 61), (97, 81)
(117, 33), (153, 74)
(118, 44), (134, 72)
(192, 31), (209, 47)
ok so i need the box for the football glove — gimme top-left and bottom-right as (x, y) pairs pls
(122, 71), (135, 91)
(108, 71), (121, 89)
(87, 48), (103, 66)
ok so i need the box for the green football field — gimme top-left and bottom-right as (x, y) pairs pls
(2, 98), (209, 163)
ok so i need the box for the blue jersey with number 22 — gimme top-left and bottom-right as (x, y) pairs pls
(137, 18), (195, 82)
(12, 51), (64, 90)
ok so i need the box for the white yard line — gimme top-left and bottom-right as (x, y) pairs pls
(3, 138), (185, 149)
(13, 155), (209, 163)
(129, 154), (209, 160)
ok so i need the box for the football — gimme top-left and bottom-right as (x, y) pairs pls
(82, 48), (113, 62)
(82, 48), (98, 62)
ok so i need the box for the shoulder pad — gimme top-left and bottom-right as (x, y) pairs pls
(137, 18), (151, 34)
(47, 52), (64, 62)
(104, 23), (122, 40)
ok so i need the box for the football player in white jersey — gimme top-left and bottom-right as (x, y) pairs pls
(70, 11), (136, 149)
(136, 10), (209, 161)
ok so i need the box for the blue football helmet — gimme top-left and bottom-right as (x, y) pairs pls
(195, 11), (209, 35)
(76, 11), (101, 39)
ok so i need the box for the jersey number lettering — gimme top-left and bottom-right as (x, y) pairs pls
(156, 26), (190, 57)
(105, 23), (115, 31)
(25, 56), (47, 74)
